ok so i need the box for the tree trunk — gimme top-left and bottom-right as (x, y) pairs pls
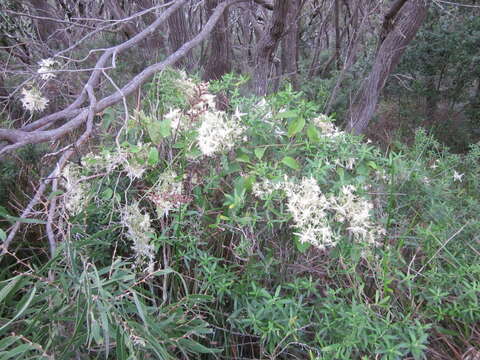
(281, 1), (301, 90)
(347, 0), (429, 134)
(28, 0), (66, 48)
(252, 0), (290, 96)
(203, 0), (232, 81)
(165, 0), (193, 70)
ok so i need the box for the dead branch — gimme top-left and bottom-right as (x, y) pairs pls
(0, 0), (247, 256)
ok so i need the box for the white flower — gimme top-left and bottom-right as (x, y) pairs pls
(164, 108), (183, 130)
(148, 171), (184, 217)
(312, 115), (342, 137)
(37, 58), (58, 80)
(233, 107), (246, 120)
(20, 88), (49, 112)
(197, 110), (245, 156)
(122, 203), (155, 272)
(61, 163), (88, 215)
(453, 170), (464, 182)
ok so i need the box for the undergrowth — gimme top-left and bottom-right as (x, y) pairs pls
(0, 70), (479, 359)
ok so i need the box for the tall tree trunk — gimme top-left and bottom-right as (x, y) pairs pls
(252, 0), (290, 96)
(165, 0), (193, 70)
(347, 0), (429, 134)
(28, 0), (66, 48)
(281, 1), (301, 90)
(334, 0), (341, 70)
(203, 0), (232, 81)
(135, 0), (167, 53)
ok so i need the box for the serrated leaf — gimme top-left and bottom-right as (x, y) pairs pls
(282, 156), (300, 170)
(254, 147), (266, 160)
(148, 147), (159, 166)
(288, 117), (305, 137)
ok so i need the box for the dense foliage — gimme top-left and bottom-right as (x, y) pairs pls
(1, 71), (478, 359)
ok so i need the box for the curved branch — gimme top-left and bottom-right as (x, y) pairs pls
(0, 0), (247, 254)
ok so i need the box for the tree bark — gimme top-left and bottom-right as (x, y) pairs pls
(28, 0), (66, 48)
(165, 0), (193, 69)
(203, 0), (232, 81)
(252, 0), (290, 96)
(346, 0), (429, 134)
(281, 1), (301, 90)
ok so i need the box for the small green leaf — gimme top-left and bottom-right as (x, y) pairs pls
(306, 124), (320, 143)
(0, 229), (6, 242)
(236, 154), (250, 163)
(288, 117), (305, 137)
(282, 156), (300, 170)
(254, 147), (266, 160)
(294, 236), (311, 253)
(159, 119), (172, 138)
(101, 188), (114, 200)
(148, 147), (159, 166)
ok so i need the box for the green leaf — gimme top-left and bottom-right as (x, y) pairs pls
(254, 147), (266, 160)
(281, 156), (300, 170)
(133, 292), (147, 327)
(0, 275), (21, 304)
(236, 153), (250, 163)
(101, 188), (113, 200)
(147, 119), (171, 143)
(294, 237), (311, 253)
(115, 328), (127, 360)
(101, 109), (115, 130)
(148, 147), (159, 166)
(306, 124), (320, 143)
(0, 213), (46, 225)
(0, 286), (36, 332)
(288, 117), (305, 137)
(47, 190), (64, 200)
(0, 229), (6, 242)
(275, 110), (297, 119)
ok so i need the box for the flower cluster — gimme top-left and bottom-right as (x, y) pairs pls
(148, 171), (188, 217)
(121, 203), (155, 272)
(20, 87), (49, 112)
(82, 143), (151, 179)
(61, 163), (88, 215)
(312, 114), (343, 137)
(284, 177), (336, 249)
(197, 110), (245, 156)
(37, 58), (58, 81)
(254, 177), (384, 250)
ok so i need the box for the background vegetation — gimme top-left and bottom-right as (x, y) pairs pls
(0, 1), (479, 359)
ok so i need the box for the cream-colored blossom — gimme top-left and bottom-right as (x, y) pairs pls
(37, 58), (58, 80)
(148, 171), (184, 217)
(312, 115), (342, 137)
(254, 177), (384, 249)
(61, 163), (88, 215)
(20, 87), (49, 112)
(197, 110), (245, 156)
(121, 203), (155, 272)
(453, 170), (464, 182)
